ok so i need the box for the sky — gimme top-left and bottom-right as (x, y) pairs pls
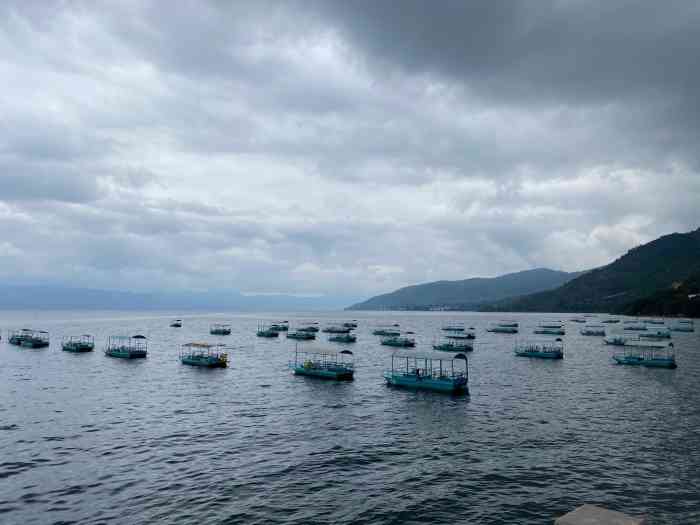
(1, 1), (699, 299)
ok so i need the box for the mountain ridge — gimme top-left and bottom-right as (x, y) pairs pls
(346, 268), (581, 311)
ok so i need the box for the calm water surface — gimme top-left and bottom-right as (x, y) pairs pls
(1, 311), (699, 524)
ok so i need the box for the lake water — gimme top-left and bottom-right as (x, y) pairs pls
(1, 310), (698, 524)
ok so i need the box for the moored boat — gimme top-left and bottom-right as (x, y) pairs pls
(322, 325), (352, 334)
(105, 335), (147, 359)
(514, 338), (564, 359)
(329, 333), (356, 343)
(256, 323), (279, 338)
(601, 318), (621, 324)
(487, 322), (519, 334)
(170, 319), (182, 328)
(603, 335), (627, 346)
(580, 325), (606, 336)
(669, 319), (694, 332)
(613, 342), (676, 369)
(623, 321), (647, 331)
(373, 328), (401, 337)
(383, 350), (469, 394)
(289, 348), (354, 380)
(9, 329), (50, 348)
(62, 335), (95, 353)
(180, 342), (228, 368)
(297, 325), (320, 333)
(381, 336), (415, 348)
(210, 323), (232, 336)
(269, 322), (289, 332)
(287, 331), (315, 340)
(638, 327), (671, 340)
(534, 323), (565, 336)
(433, 339), (473, 352)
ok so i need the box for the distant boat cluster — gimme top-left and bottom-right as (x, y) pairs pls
(3, 316), (692, 394)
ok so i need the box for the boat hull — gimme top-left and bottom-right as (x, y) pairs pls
(181, 357), (227, 368)
(105, 349), (147, 359)
(613, 356), (677, 369)
(515, 350), (563, 359)
(293, 367), (353, 380)
(383, 372), (468, 394)
(487, 328), (518, 334)
(62, 344), (94, 353)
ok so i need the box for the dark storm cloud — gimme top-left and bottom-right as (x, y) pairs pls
(0, 1), (698, 296)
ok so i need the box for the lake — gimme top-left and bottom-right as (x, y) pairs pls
(1, 310), (698, 524)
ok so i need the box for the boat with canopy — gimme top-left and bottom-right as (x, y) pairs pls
(289, 347), (354, 380)
(329, 333), (356, 343)
(381, 336), (416, 348)
(105, 335), (147, 359)
(9, 329), (50, 348)
(514, 338), (564, 359)
(383, 350), (469, 394)
(180, 342), (229, 368)
(256, 322), (279, 337)
(580, 325), (606, 336)
(613, 342), (677, 369)
(62, 335), (95, 352)
(210, 323), (232, 335)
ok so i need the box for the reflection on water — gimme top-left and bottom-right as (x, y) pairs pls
(1, 310), (699, 524)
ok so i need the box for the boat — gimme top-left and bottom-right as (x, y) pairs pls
(373, 328), (401, 337)
(342, 321), (358, 328)
(613, 342), (677, 369)
(287, 331), (315, 340)
(269, 322), (289, 332)
(381, 336), (416, 348)
(638, 328), (671, 340)
(61, 335), (95, 353)
(180, 342), (228, 368)
(442, 323), (465, 332)
(497, 320), (519, 328)
(383, 350), (469, 394)
(329, 333), (357, 343)
(601, 319), (621, 324)
(669, 320), (694, 332)
(444, 333), (475, 340)
(256, 323), (279, 338)
(623, 321), (647, 331)
(289, 348), (354, 380)
(170, 319), (182, 328)
(603, 335), (627, 346)
(487, 322), (519, 334)
(322, 325), (352, 334)
(580, 325), (606, 336)
(105, 335), (147, 359)
(433, 338), (473, 352)
(210, 323), (232, 336)
(297, 325), (320, 333)
(534, 323), (565, 335)
(514, 338), (564, 359)
(539, 321), (564, 329)
(8, 329), (50, 348)
(646, 319), (665, 325)
(569, 318), (586, 323)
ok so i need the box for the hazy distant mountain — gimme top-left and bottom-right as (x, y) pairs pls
(490, 228), (700, 313)
(0, 285), (356, 312)
(346, 268), (580, 311)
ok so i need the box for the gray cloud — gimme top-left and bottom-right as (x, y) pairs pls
(0, 1), (698, 298)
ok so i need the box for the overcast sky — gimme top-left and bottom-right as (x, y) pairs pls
(1, 1), (699, 298)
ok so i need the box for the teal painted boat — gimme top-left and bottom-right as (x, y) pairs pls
(639, 328), (671, 339)
(9, 329), (49, 348)
(287, 331), (315, 340)
(534, 323), (565, 335)
(269, 322), (289, 332)
(105, 335), (147, 359)
(580, 325), (606, 336)
(289, 348), (354, 380)
(257, 323), (280, 337)
(322, 325), (352, 334)
(613, 342), (676, 369)
(210, 323), (232, 335)
(373, 328), (400, 337)
(381, 336), (415, 348)
(180, 342), (228, 368)
(384, 350), (469, 394)
(329, 333), (356, 343)
(62, 335), (95, 353)
(433, 340), (473, 352)
(514, 339), (564, 359)
(669, 320), (694, 332)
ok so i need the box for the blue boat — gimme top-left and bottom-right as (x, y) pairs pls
(514, 338), (564, 359)
(180, 342), (228, 368)
(289, 348), (354, 380)
(105, 335), (147, 359)
(210, 323), (232, 336)
(62, 335), (95, 352)
(613, 342), (676, 369)
(383, 350), (469, 394)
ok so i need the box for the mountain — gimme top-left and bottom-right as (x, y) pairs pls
(621, 270), (700, 317)
(491, 228), (700, 313)
(0, 285), (356, 311)
(346, 268), (580, 311)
